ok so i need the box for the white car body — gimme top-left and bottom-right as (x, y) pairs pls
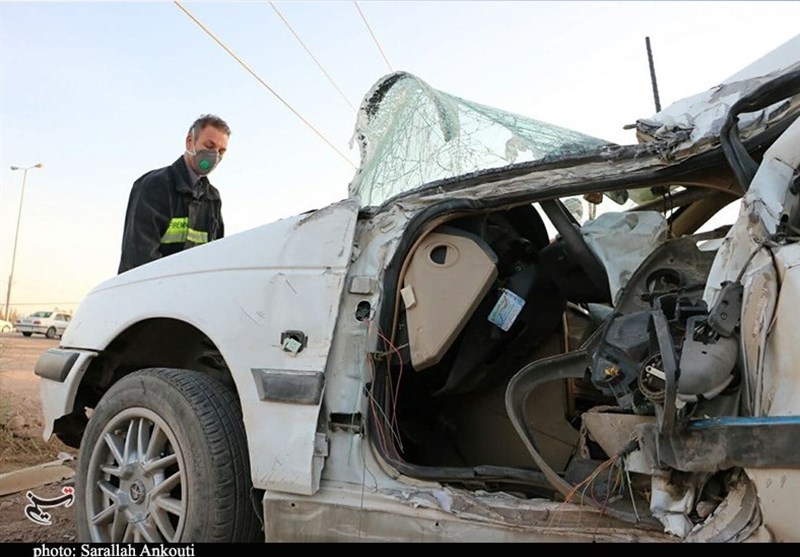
(16, 310), (71, 338)
(37, 37), (800, 542)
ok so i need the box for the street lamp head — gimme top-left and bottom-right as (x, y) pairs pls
(10, 166), (19, 170)
(34, 163), (43, 169)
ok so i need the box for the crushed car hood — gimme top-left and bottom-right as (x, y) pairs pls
(62, 199), (360, 348)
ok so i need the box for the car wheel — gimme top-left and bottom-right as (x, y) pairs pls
(22, 332), (32, 337)
(45, 327), (57, 339)
(75, 368), (262, 542)
(1, 325), (9, 333)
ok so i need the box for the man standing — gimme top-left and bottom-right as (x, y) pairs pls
(118, 114), (231, 273)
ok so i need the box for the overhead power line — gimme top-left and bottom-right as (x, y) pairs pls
(353, 1), (393, 73)
(173, 1), (356, 168)
(269, 1), (357, 113)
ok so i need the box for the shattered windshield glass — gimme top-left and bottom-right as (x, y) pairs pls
(348, 72), (613, 207)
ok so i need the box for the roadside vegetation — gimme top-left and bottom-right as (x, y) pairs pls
(0, 341), (71, 474)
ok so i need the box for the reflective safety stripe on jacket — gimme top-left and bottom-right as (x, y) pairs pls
(160, 217), (209, 245)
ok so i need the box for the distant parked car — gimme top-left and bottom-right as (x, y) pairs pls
(0, 319), (14, 333)
(16, 310), (71, 338)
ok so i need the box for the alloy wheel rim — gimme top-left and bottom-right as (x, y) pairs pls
(85, 407), (187, 542)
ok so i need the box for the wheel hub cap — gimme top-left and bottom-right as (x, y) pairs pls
(129, 480), (146, 503)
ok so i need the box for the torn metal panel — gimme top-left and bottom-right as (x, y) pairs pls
(705, 117), (800, 306)
(744, 245), (800, 543)
(263, 483), (673, 542)
(636, 51), (800, 150)
(758, 244), (800, 416)
(685, 475), (761, 543)
(740, 258), (779, 415)
(746, 469), (800, 542)
(649, 473), (763, 542)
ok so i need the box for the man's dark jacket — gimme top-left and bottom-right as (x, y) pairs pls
(118, 157), (224, 273)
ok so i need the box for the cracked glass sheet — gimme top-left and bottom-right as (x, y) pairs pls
(349, 72), (612, 207)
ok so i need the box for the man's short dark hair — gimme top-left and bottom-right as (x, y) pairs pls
(189, 114), (231, 140)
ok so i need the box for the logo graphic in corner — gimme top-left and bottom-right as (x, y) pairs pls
(24, 486), (75, 526)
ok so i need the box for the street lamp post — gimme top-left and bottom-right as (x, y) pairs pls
(4, 163), (43, 321)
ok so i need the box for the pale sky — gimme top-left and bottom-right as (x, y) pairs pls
(1, 0), (799, 314)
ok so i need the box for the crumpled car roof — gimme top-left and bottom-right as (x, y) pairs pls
(349, 35), (800, 209)
(348, 72), (612, 207)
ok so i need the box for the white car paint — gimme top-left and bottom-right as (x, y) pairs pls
(16, 310), (71, 338)
(46, 198), (360, 495)
(37, 40), (800, 542)
(704, 118), (800, 541)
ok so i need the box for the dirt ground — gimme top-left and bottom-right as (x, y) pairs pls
(0, 333), (77, 542)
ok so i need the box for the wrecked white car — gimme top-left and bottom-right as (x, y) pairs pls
(37, 38), (799, 542)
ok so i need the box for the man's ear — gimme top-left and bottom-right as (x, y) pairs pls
(185, 133), (194, 152)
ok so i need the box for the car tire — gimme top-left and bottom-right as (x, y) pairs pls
(1, 326), (9, 333)
(75, 368), (262, 542)
(46, 327), (57, 339)
(22, 332), (32, 337)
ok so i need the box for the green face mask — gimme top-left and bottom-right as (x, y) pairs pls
(187, 148), (219, 175)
